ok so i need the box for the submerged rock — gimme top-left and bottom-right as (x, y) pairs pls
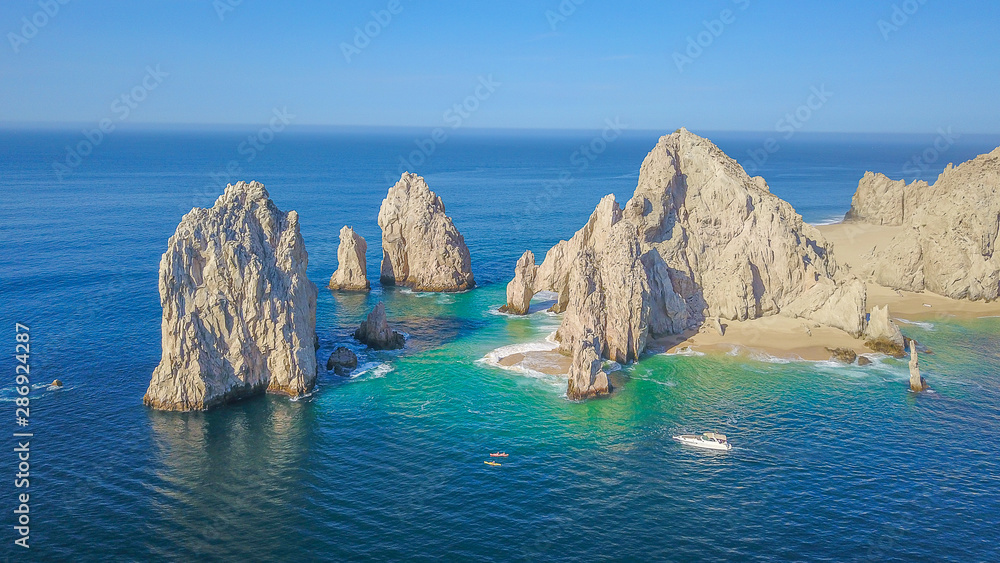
(566, 335), (612, 400)
(501, 128), (866, 390)
(144, 181), (318, 411)
(847, 146), (1000, 300)
(377, 173), (475, 292)
(326, 346), (359, 376)
(329, 226), (369, 291)
(354, 302), (405, 350)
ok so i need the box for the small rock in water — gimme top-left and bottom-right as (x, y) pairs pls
(826, 347), (857, 364)
(51, 379), (63, 388)
(354, 302), (405, 350)
(326, 347), (359, 376)
(857, 355), (872, 366)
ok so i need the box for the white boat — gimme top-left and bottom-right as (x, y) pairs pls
(673, 432), (732, 451)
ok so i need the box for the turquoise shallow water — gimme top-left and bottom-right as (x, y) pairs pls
(2, 128), (1000, 561)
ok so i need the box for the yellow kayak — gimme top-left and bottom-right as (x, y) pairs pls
(484, 461), (501, 467)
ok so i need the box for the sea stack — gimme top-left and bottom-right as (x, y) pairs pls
(501, 128), (867, 396)
(845, 146), (1000, 300)
(908, 339), (926, 392)
(377, 172), (475, 292)
(499, 250), (537, 314)
(144, 181), (318, 411)
(329, 226), (370, 291)
(354, 302), (405, 350)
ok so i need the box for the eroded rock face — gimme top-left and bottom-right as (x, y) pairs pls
(329, 226), (369, 291)
(354, 302), (405, 350)
(378, 173), (475, 292)
(848, 147), (1000, 300)
(566, 335), (611, 400)
(144, 181), (318, 411)
(844, 172), (928, 226)
(502, 128), (866, 376)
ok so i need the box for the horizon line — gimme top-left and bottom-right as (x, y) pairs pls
(2, 120), (999, 138)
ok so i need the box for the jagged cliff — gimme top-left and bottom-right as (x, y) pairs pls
(503, 128), (867, 378)
(846, 147), (1000, 300)
(144, 181), (318, 411)
(378, 173), (475, 292)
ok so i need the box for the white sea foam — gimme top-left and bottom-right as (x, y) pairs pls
(352, 362), (394, 379)
(895, 318), (935, 330)
(480, 340), (559, 366)
(661, 346), (706, 357)
(809, 215), (844, 226)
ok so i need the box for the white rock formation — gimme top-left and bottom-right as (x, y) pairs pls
(328, 226), (369, 291)
(844, 172), (928, 226)
(847, 147), (1000, 300)
(499, 250), (537, 314)
(566, 335), (611, 400)
(144, 181), (318, 411)
(502, 128), (867, 385)
(863, 305), (904, 350)
(378, 173), (475, 292)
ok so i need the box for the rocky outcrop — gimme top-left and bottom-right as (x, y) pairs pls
(827, 348), (857, 364)
(378, 173), (475, 292)
(844, 172), (927, 226)
(328, 226), (369, 291)
(326, 346), (358, 376)
(501, 129), (867, 388)
(499, 250), (537, 314)
(566, 335), (611, 400)
(847, 147), (1000, 300)
(908, 339), (926, 392)
(863, 305), (905, 357)
(354, 302), (405, 350)
(144, 181), (318, 411)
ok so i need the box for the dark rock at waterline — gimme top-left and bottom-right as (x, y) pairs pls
(827, 347), (857, 364)
(51, 379), (63, 388)
(326, 347), (359, 376)
(865, 336), (905, 358)
(354, 302), (405, 350)
(857, 355), (872, 366)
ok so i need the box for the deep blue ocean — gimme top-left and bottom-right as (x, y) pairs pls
(2, 126), (1000, 561)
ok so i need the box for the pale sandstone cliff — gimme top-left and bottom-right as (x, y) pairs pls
(328, 226), (369, 291)
(502, 129), (868, 391)
(144, 181), (318, 411)
(846, 147), (1000, 300)
(378, 173), (475, 292)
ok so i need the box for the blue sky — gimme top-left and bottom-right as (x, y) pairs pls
(1, 0), (998, 133)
